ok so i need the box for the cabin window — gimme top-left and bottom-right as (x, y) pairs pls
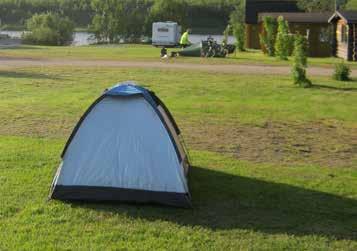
(341, 25), (348, 43)
(319, 27), (332, 43)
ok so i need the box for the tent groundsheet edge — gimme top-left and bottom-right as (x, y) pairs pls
(51, 185), (192, 208)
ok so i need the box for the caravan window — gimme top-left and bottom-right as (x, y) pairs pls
(158, 27), (169, 32)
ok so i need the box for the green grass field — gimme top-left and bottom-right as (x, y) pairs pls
(0, 64), (357, 250)
(1, 44), (356, 68)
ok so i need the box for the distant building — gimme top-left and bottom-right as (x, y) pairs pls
(245, 0), (333, 57)
(245, 0), (300, 49)
(329, 11), (357, 61)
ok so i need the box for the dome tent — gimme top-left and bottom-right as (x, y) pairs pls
(50, 82), (191, 208)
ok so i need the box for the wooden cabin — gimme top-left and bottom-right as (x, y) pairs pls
(258, 12), (333, 57)
(245, 0), (300, 49)
(245, 0), (333, 57)
(328, 11), (357, 61)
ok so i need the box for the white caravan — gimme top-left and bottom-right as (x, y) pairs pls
(152, 22), (181, 47)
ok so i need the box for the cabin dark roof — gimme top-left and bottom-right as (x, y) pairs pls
(328, 11), (357, 24)
(259, 12), (332, 24)
(245, 0), (300, 24)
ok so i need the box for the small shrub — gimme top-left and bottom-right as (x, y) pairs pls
(223, 24), (230, 45)
(333, 61), (351, 81)
(233, 23), (245, 52)
(292, 66), (312, 88)
(292, 34), (312, 88)
(275, 16), (290, 60)
(260, 16), (277, 56)
(22, 13), (74, 46)
(229, 3), (245, 52)
(287, 34), (295, 56)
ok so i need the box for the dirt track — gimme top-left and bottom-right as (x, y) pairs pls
(1, 57), (357, 77)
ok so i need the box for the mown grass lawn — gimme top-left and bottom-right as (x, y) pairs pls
(0, 66), (356, 250)
(1, 44), (357, 68)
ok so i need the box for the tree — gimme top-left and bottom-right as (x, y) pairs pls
(149, 0), (188, 28)
(291, 34), (312, 88)
(119, 0), (152, 42)
(297, 0), (347, 12)
(22, 12), (74, 45)
(91, 0), (121, 43)
(344, 0), (357, 10)
(90, 0), (150, 43)
(260, 16), (277, 56)
(230, 2), (246, 52)
(57, 0), (93, 27)
(275, 16), (290, 60)
(233, 23), (245, 51)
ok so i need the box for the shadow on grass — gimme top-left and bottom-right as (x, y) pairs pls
(312, 83), (357, 92)
(71, 166), (357, 240)
(0, 71), (63, 80)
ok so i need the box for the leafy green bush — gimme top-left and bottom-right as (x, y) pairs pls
(229, 4), (246, 52)
(287, 34), (295, 56)
(275, 16), (290, 60)
(292, 66), (311, 88)
(233, 23), (245, 52)
(292, 34), (312, 88)
(22, 13), (74, 46)
(223, 24), (231, 45)
(333, 61), (351, 81)
(259, 16), (277, 56)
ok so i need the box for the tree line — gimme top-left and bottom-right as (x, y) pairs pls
(1, 0), (357, 29)
(0, 0), (240, 31)
(0, 0), (92, 28)
(2, 0), (357, 44)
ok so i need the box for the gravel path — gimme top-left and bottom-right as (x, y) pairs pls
(0, 57), (355, 77)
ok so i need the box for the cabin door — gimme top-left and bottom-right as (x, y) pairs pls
(336, 21), (349, 60)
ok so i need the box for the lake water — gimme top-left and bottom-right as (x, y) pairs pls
(0, 30), (236, 46)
